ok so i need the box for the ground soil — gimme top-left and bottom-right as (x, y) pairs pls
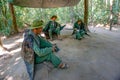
(0, 25), (120, 80)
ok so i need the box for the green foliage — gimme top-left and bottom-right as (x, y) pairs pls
(0, 18), (12, 36)
(0, 0), (12, 36)
(0, 0), (120, 36)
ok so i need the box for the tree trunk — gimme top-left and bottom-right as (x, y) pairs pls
(84, 0), (89, 31)
(9, 3), (19, 33)
(109, 0), (113, 31)
(90, 0), (93, 24)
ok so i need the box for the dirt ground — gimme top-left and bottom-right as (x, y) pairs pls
(0, 25), (120, 80)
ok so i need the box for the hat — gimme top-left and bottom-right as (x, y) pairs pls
(51, 15), (57, 19)
(29, 19), (43, 29)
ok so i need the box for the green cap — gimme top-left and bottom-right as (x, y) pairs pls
(29, 19), (43, 29)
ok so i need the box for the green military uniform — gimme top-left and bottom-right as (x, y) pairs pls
(43, 21), (65, 39)
(30, 31), (61, 67)
(73, 22), (86, 40)
(21, 20), (62, 80)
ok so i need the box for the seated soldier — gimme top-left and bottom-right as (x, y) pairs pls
(43, 15), (65, 41)
(72, 19), (86, 40)
(21, 19), (69, 80)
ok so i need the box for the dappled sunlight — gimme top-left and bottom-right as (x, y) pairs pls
(11, 47), (21, 55)
(104, 26), (119, 31)
(95, 24), (104, 28)
(1, 33), (23, 47)
(14, 60), (20, 65)
(104, 27), (119, 31)
(1, 71), (5, 75)
(0, 48), (9, 55)
(65, 23), (73, 29)
(6, 76), (13, 80)
(0, 64), (3, 67)
(7, 67), (10, 71)
(15, 57), (21, 61)
(2, 38), (23, 53)
(105, 24), (110, 28)
(4, 42), (19, 49)
(104, 27), (109, 30)
(92, 23), (120, 32)
(3, 38), (23, 49)
(0, 34), (24, 80)
(15, 38), (23, 43)
(14, 57), (22, 66)
(112, 27), (119, 31)
(0, 51), (26, 80)
(1, 36), (7, 40)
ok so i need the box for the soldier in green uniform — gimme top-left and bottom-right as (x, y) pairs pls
(43, 15), (65, 41)
(21, 19), (68, 80)
(72, 19), (86, 40)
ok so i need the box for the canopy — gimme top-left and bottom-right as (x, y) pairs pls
(8, 0), (80, 8)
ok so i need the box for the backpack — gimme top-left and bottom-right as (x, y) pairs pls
(21, 29), (35, 80)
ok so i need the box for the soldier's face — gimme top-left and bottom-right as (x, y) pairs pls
(36, 27), (43, 34)
(52, 17), (57, 21)
(78, 22), (81, 24)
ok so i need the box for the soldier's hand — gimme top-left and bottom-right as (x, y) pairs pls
(75, 28), (77, 30)
(52, 46), (56, 52)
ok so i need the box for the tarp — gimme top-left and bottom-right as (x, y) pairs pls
(8, 0), (80, 8)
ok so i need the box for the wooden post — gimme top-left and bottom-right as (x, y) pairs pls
(84, 0), (89, 31)
(109, 0), (113, 31)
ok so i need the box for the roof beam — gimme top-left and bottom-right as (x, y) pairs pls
(8, 0), (80, 8)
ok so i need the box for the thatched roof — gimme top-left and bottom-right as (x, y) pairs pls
(8, 0), (80, 8)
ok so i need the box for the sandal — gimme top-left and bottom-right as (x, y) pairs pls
(59, 63), (69, 69)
